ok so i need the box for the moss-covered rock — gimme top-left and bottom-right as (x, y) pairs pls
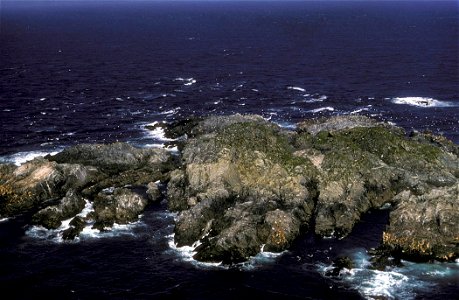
(168, 115), (319, 263)
(169, 114), (458, 264)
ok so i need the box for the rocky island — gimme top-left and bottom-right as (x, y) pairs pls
(0, 114), (457, 267)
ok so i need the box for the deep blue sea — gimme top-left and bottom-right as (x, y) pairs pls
(0, 1), (458, 299)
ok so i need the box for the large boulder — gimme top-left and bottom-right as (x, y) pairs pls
(32, 189), (86, 229)
(93, 188), (148, 230)
(0, 158), (98, 216)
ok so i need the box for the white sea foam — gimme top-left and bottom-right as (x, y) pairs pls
(0, 150), (62, 166)
(349, 107), (371, 114)
(26, 200), (145, 242)
(318, 250), (459, 300)
(166, 233), (226, 269)
(144, 122), (176, 142)
(287, 86), (306, 92)
(391, 97), (454, 108)
(274, 121), (297, 130)
(304, 95), (327, 103)
(308, 107), (335, 113)
(175, 77), (196, 86)
(159, 107), (180, 115)
(240, 248), (287, 271)
(0, 218), (9, 223)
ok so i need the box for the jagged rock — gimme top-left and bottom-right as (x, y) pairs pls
(1, 114), (457, 264)
(168, 115), (317, 263)
(381, 185), (459, 262)
(0, 159), (97, 216)
(146, 181), (161, 202)
(93, 188), (148, 230)
(62, 216), (86, 240)
(168, 114), (458, 264)
(32, 190), (85, 229)
(1, 142), (174, 231)
(295, 120), (458, 238)
(325, 256), (355, 277)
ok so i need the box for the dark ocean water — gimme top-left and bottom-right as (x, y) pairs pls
(0, 1), (458, 299)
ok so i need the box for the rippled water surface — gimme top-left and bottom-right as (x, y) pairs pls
(0, 1), (458, 299)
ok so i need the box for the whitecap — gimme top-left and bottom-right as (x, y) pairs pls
(184, 78), (196, 86)
(0, 218), (9, 223)
(175, 77), (196, 86)
(304, 95), (327, 103)
(159, 107), (180, 115)
(391, 97), (454, 108)
(287, 86), (306, 92)
(143, 143), (179, 153)
(0, 150), (62, 166)
(308, 107), (335, 113)
(349, 107), (370, 114)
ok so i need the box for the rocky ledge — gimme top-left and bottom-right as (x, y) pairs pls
(0, 114), (457, 266)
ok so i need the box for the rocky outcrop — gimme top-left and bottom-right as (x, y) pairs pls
(32, 189), (85, 229)
(0, 159), (99, 216)
(93, 188), (148, 230)
(381, 185), (459, 262)
(168, 115), (317, 263)
(48, 142), (169, 174)
(1, 115), (457, 264)
(167, 114), (458, 264)
(0, 143), (173, 239)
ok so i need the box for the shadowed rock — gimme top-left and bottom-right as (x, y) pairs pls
(32, 189), (85, 229)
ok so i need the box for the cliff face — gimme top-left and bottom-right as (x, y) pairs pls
(1, 115), (458, 265)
